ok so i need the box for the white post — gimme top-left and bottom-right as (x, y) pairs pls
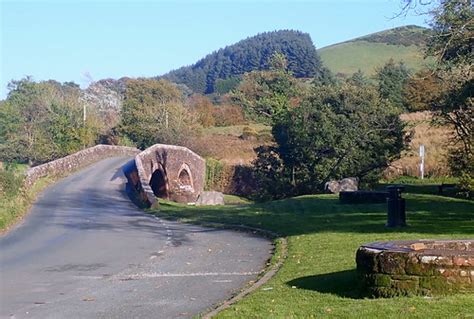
(419, 144), (425, 179)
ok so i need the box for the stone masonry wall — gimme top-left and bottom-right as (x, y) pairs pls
(135, 144), (206, 206)
(356, 240), (474, 297)
(25, 145), (140, 186)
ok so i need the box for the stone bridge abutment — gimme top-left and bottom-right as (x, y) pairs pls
(126, 144), (206, 207)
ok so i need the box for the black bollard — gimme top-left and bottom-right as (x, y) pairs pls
(386, 185), (406, 227)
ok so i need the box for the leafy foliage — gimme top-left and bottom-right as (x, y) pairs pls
(416, 0), (473, 197)
(212, 105), (245, 127)
(0, 163), (25, 198)
(119, 78), (195, 149)
(427, 0), (473, 66)
(403, 69), (443, 111)
(374, 59), (411, 110)
(187, 94), (215, 127)
(0, 78), (102, 165)
(229, 54), (302, 124)
(163, 30), (323, 94)
(254, 82), (406, 200)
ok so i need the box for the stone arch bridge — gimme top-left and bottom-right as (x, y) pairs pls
(124, 144), (206, 207)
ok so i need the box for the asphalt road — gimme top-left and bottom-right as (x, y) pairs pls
(0, 157), (272, 319)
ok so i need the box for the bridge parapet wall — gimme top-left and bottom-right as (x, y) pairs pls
(25, 145), (140, 186)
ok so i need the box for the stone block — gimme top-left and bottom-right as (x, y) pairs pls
(196, 191), (225, 206)
(325, 177), (358, 194)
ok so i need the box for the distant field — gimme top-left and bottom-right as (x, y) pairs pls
(319, 41), (433, 76)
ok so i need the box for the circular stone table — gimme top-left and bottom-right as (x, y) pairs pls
(356, 240), (474, 297)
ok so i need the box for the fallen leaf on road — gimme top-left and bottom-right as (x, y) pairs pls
(82, 297), (95, 302)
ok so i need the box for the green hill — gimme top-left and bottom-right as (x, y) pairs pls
(162, 30), (323, 94)
(319, 25), (434, 76)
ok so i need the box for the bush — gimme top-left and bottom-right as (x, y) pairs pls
(0, 164), (24, 198)
(254, 83), (406, 199)
(240, 126), (258, 141)
(205, 158), (256, 196)
(213, 105), (245, 126)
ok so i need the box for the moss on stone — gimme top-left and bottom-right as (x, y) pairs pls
(373, 274), (392, 287)
(378, 252), (407, 275)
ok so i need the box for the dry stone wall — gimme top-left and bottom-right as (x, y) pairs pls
(25, 145), (139, 186)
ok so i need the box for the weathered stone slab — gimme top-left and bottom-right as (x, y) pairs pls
(325, 177), (358, 194)
(196, 191), (225, 206)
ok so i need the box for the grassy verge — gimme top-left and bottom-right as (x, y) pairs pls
(0, 176), (53, 233)
(150, 194), (474, 318)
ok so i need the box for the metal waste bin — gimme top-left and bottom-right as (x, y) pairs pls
(386, 185), (406, 227)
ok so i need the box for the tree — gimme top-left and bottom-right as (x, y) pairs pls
(119, 78), (195, 149)
(400, 0), (473, 197)
(426, 0), (473, 66)
(403, 69), (443, 111)
(163, 30), (323, 94)
(348, 69), (369, 87)
(229, 54), (300, 124)
(253, 82), (406, 199)
(374, 59), (411, 110)
(187, 94), (215, 127)
(0, 78), (100, 164)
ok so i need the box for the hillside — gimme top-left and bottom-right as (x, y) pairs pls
(162, 30), (323, 94)
(319, 25), (434, 76)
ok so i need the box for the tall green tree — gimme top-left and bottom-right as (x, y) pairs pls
(254, 82), (406, 199)
(119, 78), (195, 149)
(0, 78), (98, 164)
(164, 30), (323, 94)
(374, 59), (411, 110)
(229, 53), (301, 124)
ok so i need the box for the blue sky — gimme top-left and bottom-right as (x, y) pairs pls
(1, 0), (429, 99)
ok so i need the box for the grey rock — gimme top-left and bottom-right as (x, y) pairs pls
(196, 191), (225, 206)
(325, 177), (358, 194)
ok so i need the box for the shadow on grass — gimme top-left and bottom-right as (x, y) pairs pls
(287, 269), (368, 299)
(155, 194), (474, 236)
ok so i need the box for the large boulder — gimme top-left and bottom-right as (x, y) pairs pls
(325, 177), (358, 194)
(196, 191), (225, 206)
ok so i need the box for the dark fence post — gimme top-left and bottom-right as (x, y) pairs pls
(386, 185), (406, 227)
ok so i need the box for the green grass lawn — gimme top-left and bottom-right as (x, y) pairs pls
(151, 193), (474, 318)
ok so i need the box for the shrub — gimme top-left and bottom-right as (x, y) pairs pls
(240, 126), (258, 141)
(0, 164), (24, 198)
(213, 105), (245, 126)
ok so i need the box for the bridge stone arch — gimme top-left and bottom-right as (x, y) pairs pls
(150, 162), (169, 199)
(133, 144), (205, 206)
